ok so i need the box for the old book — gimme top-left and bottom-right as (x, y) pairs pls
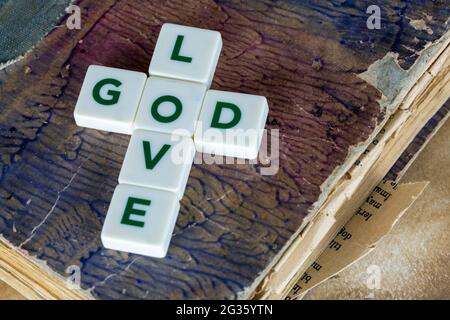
(0, 0), (449, 299)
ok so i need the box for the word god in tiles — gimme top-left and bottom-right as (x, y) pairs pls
(74, 24), (269, 258)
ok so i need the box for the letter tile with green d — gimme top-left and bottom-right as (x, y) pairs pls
(194, 90), (269, 159)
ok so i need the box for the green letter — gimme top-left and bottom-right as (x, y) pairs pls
(171, 35), (192, 63)
(142, 141), (171, 170)
(210, 101), (242, 129)
(121, 197), (151, 227)
(92, 78), (122, 105)
(151, 95), (182, 123)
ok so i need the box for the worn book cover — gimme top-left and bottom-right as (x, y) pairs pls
(0, 0), (449, 299)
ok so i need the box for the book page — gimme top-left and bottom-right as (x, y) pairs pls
(285, 180), (428, 300)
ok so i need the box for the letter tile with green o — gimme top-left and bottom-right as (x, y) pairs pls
(133, 77), (206, 137)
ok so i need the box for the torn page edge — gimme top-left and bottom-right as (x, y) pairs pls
(285, 180), (429, 300)
(257, 40), (450, 299)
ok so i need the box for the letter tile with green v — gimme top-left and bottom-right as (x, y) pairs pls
(74, 23), (269, 258)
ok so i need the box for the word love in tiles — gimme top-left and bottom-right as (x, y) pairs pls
(74, 23), (269, 258)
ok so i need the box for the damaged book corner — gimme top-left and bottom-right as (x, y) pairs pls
(0, 0), (448, 300)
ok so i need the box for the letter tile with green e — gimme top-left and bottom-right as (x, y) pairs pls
(101, 184), (180, 258)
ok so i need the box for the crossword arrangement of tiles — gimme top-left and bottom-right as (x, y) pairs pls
(74, 24), (269, 258)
